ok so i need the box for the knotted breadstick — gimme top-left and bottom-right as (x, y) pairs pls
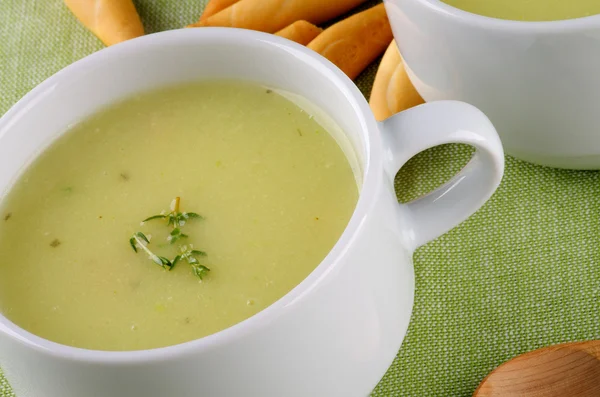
(64, 0), (144, 46)
(200, 0), (241, 21)
(275, 21), (322, 45)
(307, 4), (393, 80)
(188, 0), (367, 33)
(370, 40), (424, 121)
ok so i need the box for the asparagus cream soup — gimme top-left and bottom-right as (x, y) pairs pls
(0, 81), (359, 351)
(441, 0), (600, 21)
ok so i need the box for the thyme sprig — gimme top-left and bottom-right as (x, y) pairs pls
(129, 197), (210, 279)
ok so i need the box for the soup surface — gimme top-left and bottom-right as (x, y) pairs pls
(441, 0), (600, 21)
(0, 81), (359, 351)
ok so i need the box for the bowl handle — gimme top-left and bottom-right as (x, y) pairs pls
(379, 100), (504, 250)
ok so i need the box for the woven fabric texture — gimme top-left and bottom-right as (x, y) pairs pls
(1, 1), (599, 396)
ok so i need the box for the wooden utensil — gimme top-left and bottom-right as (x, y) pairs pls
(473, 341), (600, 397)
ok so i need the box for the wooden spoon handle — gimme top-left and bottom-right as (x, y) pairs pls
(474, 341), (600, 397)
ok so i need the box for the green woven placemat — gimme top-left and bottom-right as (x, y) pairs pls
(1, 1), (599, 396)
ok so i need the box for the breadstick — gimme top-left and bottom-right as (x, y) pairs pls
(188, 0), (368, 33)
(64, 0), (144, 46)
(275, 21), (323, 45)
(370, 40), (424, 121)
(200, 0), (241, 21)
(307, 4), (393, 80)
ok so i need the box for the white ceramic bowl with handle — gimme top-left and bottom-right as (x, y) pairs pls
(385, 0), (600, 169)
(0, 28), (504, 397)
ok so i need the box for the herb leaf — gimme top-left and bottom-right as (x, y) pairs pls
(151, 254), (164, 266)
(135, 232), (150, 244)
(129, 237), (138, 253)
(172, 255), (181, 268)
(143, 214), (167, 222)
(158, 256), (173, 269)
(191, 264), (210, 280)
(168, 228), (189, 244)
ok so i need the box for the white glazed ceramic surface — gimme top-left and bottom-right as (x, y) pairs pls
(385, 0), (600, 169)
(0, 28), (504, 397)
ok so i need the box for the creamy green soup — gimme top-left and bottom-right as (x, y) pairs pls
(441, 0), (600, 21)
(0, 81), (359, 351)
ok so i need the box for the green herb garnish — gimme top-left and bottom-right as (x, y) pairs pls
(173, 245), (210, 280)
(129, 197), (210, 279)
(142, 197), (203, 245)
(129, 232), (173, 270)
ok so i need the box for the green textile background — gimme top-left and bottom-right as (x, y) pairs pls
(1, 1), (599, 396)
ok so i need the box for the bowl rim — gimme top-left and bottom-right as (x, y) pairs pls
(391, 0), (600, 32)
(0, 28), (384, 363)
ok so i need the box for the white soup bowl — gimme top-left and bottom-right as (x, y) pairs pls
(385, 0), (600, 169)
(0, 28), (504, 397)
